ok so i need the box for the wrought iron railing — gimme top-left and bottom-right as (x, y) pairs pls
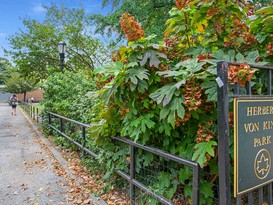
(20, 104), (200, 204)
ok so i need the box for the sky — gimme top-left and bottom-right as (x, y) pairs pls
(0, 0), (111, 59)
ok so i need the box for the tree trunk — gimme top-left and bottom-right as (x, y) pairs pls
(23, 91), (26, 102)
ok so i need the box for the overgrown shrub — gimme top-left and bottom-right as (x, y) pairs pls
(39, 1), (273, 204)
(89, 1), (273, 204)
(41, 70), (97, 123)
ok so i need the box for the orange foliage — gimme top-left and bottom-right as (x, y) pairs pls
(267, 42), (273, 56)
(119, 108), (130, 118)
(196, 121), (216, 144)
(184, 81), (203, 111)
(228, 63), (256, 86)
(120, 13), (145, 42)
(175, 0), (193, 9)
(224, 18), (257, 48)
(197, 53), (211, 62)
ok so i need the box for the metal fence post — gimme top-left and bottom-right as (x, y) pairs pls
(217, 61), (230, 205)
(192, 165), (200, 205)
(60, 118), (64, 133)
(36, 108), (39, 123)
(82, 126), (86, 157)
(268, 183), (272, 204)
(130, 145), (136, 204)
(48, 113), (52, 125)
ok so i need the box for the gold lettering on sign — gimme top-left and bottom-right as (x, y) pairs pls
(244, 122), (260, 133)
(254, 136), (272, 147)
(263, 121), (273, 130)
(247, 106), (273, 116)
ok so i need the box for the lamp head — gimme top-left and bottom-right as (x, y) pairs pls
(58, 41), (67, 54)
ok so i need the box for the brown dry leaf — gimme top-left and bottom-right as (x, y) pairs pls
(76, 199), (83, 204)
(83, 199), (91, 204)
(85, 189), (91, 194)
(69, 188), (75, 193)
(35, 135), (130, 205)
(35, 152), (43, 155)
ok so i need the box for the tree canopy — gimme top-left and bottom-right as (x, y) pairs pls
(3, 71), (35, 101)
(0, 57), (12, 85)
(91, 0), (173, 42)
(7, 4), (109, 81)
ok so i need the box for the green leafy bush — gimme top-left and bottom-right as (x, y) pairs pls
(39, 1), (272, 204)
(41, 70), (97, 123)
(89, 1), (272, 204)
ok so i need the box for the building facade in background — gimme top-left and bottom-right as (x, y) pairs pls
(16, 89), (44, 102)
(0, 88), (43, 103)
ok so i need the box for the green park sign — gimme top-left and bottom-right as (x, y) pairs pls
(234, 98), (273, 196)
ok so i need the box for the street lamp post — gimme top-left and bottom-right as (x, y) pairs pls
(57, 41), (67, 72)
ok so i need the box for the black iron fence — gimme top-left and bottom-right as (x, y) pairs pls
(20, 102), (43, 124)
(48, 112), (98, 159)
(20, 104), (200, 204)
(217, 61), (273, 205)
(19, 61), (273, 205)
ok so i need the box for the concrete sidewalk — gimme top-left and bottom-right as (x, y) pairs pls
(0, 102), (72, 205)
(0, 103), (106, 205)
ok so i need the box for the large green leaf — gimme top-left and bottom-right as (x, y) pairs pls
(126, 68), (149, 85)
(200, 181), (214, 199)
(238, 51), (268, 65)
(100, 84), (118, 105)
(157, 70), (188, 78)
(175, 59), (206, 74)
(202, 81), (217, 102)
(205, 50), (268, 74)
(256, 6), (273, 15)
(143, 153), (154, 167)
(140, 50), (167, 68)
(210, 49), (236, 62)
(137, 79), (149, 93)
(235, 53), (245, 62)
(124, 114), (155, 141)
(245, 50), (259, 63)
(179, 167), (192, 184)
(149, 83), (178, 106)
(192, 141), (217, 167)
(158, 172), (171, 188)
(94, 61), (124, 77)
(256, 33), (267, 43)
(160, 97), (185, 127)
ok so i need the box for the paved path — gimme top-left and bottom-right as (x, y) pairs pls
(0, 102), (72, 205)
(0, 102), (107, 205)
